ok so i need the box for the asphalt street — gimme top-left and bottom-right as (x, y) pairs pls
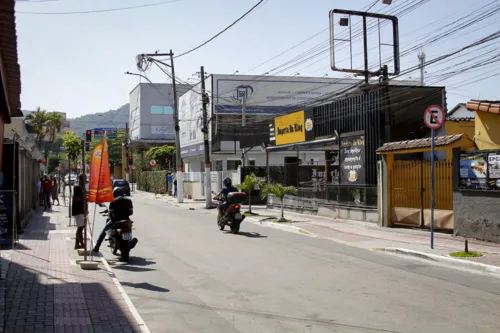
(90, 192), (500, 333)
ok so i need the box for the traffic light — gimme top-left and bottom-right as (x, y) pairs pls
(85, 129), (92, 142)
(85, 142), (90, 152)
(128, 155), (133, 165)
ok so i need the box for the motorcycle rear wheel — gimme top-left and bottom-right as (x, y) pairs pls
(230, 222), (240, 234)
(120, 241), (130, 262)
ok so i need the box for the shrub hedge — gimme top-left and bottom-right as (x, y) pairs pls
(137, 170), (168, 194)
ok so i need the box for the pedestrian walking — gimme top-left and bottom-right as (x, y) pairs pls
(72, 185), (85, 249)
(167, 172), (173, 195)
(51, 177), (60, 206)
(173, 178), (177, 197)
(42, 175), (52, 211)
(37, 177), (44, 207)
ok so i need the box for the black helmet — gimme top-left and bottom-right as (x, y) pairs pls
(113, 187), (124, 198)
(223, 177), (232, 187)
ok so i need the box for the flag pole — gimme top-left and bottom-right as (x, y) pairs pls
(91, 132), (106, 261)
(81, 140), (88, 261)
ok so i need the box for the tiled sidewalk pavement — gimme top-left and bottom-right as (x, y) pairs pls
(2, 206), (143, 333)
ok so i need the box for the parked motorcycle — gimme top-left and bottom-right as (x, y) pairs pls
(98, 204), (137, 262)
(214, 192), (247, 234)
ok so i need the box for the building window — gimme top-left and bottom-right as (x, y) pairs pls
(248, 160), (256, 166)
(151, 105), (174, 115)
(227, 160), (241, 170)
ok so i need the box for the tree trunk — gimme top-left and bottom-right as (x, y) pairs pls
(281, 200), (284, 218)
(248, 192), (252, 213)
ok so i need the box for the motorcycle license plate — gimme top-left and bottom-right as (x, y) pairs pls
(234, 213), (242, 220)
(122, 232), (132, 241)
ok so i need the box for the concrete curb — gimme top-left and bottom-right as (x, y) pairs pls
(244, 217), (317, 237)
(384, 247), (500, 277)
(85, 225), (151, 333)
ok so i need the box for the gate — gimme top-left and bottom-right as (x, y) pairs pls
(391, 160), (453, 229)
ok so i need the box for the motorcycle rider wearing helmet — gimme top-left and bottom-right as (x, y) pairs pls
(214, 177), (238, 218)
(93, 187), (134, 253)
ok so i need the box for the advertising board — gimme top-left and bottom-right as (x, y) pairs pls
(213, 74), (360, 114)
(179, 77), (212, 157)
(271, 109), (314, 146)
(340, 133), (366, 185)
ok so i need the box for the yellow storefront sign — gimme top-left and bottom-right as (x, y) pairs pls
(274, 110), (305, 145)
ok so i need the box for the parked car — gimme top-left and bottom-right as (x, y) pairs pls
(64, 174), (77, 185)
(112, 179), (131, 196)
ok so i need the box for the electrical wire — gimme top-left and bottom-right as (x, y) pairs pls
(17, 0), (182, 15)
(175, 0), (267, 58)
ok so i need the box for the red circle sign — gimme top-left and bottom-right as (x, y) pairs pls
(149, 160), (157, 167)
(424, 105), (445, 130)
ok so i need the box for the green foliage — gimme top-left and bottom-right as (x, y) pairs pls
(260, 183), (297, 218)
(450, 251), (483, 258)
(145, 145), (175, 169)
(237, 173), (262, 213)
(24, 107), (47, 144)
(62, 132), (81, 161)
(137, 170), (168, 194)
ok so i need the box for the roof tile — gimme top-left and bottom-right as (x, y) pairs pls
(376, 134), (464, 153)
(466, 100), (500, 115)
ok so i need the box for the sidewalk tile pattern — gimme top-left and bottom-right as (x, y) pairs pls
(2, 207), (142, 333)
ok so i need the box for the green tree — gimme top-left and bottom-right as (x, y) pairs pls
(260, 183), (297, 221)
(24, 107), (47, 146)
(45, 112), (64, 143)
(237, 173), (262, 214)
(62, 132), (81, 162)
(145, 145), (176, 169)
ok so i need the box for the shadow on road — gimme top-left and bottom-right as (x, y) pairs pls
(108, 257), (157, 272)
(225, 231), (268, 238)
(112, 265), (156, 272)
(121, 281), (170, 293)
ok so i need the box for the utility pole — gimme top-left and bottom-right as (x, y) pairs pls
(169, 50), (184, 203)
(241, 97), (246, 127)
(418, 51), (426, 86)
(136, 51), (183, 202)
(125, 122), (130, 182)
(200, 66), (212, 208)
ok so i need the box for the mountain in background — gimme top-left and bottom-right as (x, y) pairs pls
(68, 104), (129, 136)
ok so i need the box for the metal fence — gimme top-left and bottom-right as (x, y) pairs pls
(241, 161), (377, 208)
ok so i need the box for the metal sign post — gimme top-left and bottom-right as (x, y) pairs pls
(423, 105), (445, 249)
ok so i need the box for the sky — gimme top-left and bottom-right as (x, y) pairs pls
(15, 0), (500, 119)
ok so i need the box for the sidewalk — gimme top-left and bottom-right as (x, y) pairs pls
(0, 205), (145, 333)
(158, 192), (500, 276)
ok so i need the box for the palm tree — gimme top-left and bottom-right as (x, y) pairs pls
(237, 173), (262, 214)
(24, 107), (47, 146)
(260, 183), (297, 222)
(45, 112), (64, 143)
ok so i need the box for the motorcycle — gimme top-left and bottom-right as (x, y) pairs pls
(213, 192), (247, 234)
(98, 204), (137, 262)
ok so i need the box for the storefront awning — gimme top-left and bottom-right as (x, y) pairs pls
(266, 136), (338, 152)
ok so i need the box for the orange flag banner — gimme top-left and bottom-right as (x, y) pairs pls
(88, 133), (114, 203)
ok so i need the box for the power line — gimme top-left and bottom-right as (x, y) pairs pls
(17, 0), (182, 15)
(175, 0), (267, 58)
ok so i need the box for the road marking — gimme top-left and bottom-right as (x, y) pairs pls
(86, 225), (151, 333)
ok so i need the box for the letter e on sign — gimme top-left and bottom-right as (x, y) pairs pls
(424, 105), (445, 130)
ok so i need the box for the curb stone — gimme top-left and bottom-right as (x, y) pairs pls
(384, 248), (500, 278)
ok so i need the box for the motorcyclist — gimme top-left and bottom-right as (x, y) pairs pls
(93, 187), (136, 253)
(214, 177), (238, 218)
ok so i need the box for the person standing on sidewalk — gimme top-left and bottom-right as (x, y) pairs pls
(72, 185), (85, 249)
(51, 177), (60, 206)
(42, 175), (52, 211)
(37, 177), (44, 207)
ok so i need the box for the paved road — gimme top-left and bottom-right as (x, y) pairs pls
(91, 193), (500, 333)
